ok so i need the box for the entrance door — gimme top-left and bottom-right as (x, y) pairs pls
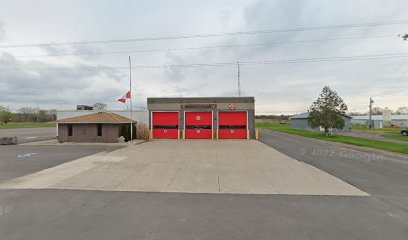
(218, 112), (247, 139)
(185, 112), (212, 139)
(152, 112), (179, 139)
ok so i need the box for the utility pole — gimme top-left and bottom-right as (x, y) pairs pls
(368, 97), (374, 128)
(36, 103), (39, 123)
(237, 61), (241, 97)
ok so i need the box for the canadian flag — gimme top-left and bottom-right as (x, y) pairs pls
(117, 90), (131, 103)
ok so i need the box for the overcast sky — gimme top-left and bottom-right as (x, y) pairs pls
(0, 0), (407, 114)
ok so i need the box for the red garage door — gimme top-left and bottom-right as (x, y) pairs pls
(218, 112), (247, 139)
(185, 112), (212, 139)
(152, 112), (179, 139)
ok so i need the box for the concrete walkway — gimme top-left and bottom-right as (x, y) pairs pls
(0, 140), (368, 196)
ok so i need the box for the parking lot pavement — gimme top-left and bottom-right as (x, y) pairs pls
(0, 127), (56, 143)
(0, 140), (367, 196)
(0, 145), (123, 182)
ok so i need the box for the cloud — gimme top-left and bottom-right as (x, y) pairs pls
(0, 52), (127, 109)
(0, 20), (5, 41)
(235, 0), (408, 113)
(0, 0), (407, 114)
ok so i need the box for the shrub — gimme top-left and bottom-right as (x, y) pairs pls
(137, 123), (150, 141)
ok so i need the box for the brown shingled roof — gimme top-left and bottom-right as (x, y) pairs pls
(57, 112), (135, 124)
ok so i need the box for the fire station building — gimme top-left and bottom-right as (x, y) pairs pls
(147, 97), (255, 139)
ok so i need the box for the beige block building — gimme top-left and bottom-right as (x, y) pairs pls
(57, 112), (135, 143)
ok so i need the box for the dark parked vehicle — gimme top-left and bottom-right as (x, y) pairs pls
(401, 129), (408, 136)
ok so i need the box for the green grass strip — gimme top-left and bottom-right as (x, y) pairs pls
(0, 122), (56, 129)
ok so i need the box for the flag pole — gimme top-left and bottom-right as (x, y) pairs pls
(129, 56), (133, 141)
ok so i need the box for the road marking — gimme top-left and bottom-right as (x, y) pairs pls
(22, 136), (39, 139)
(17, 153), (38, 158)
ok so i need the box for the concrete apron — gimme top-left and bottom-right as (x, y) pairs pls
(0, 140), (368, 196)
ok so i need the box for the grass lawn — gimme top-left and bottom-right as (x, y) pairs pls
(257, 123), (408, 155)
(0, 122), (56, 129)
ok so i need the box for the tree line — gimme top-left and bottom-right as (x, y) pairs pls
(349, 106), (408, 116)
(0, 106), (56, 125)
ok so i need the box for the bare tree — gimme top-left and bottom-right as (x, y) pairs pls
(93, 103), (107, 111)
(18, 107), (36, 121)
(395, 106), (408, 115)
(371, 107), (383, 115)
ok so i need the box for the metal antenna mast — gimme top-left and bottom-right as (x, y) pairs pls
(129, 56), (133, 140)
(237, 61), (241, 96)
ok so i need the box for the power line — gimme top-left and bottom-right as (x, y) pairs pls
(1, 52), (408, 72)
(4, 35), (393, 59)
(0, 20), (406, 48)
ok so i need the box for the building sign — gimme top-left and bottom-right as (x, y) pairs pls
(228, 102), (236, 110)
(181, 104), (217, 109)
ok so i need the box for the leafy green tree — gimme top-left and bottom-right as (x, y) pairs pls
(0, 106), (13, 124)
(308, 86), (348, 136)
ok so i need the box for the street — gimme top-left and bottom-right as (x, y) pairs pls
(0, 190), (404, 240)
(258, 129), (408, 213)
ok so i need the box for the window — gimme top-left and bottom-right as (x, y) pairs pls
(186, 125), (212, 129)
(97, 124), (102, 136)
(68, 124), (73, 136)
(219, 125), (246, 129)
(153, 125), (178, 129)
